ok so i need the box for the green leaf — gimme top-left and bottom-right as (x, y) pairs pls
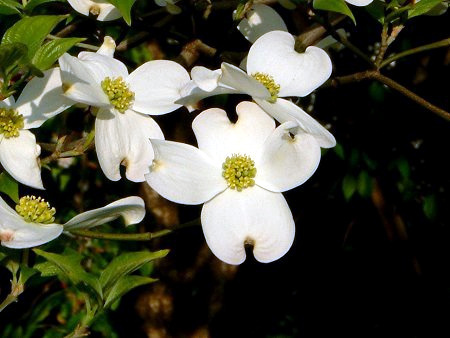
(0, 172), (19, 203)
(0, 42), (28, 79)
(100, 250), (168, 294)
(357, 170), (373, 198)
(365, 0), (386, 24)
(104, 275), (157, 309)
(24, 0), (65, 13)
(408, 0), (443, 18)
(0, 251), (7, 262)
(313, 0), (356, 24)
(33, 37), (85, 70)
(342, 175), (357, 201)
(34, 261), (62, 277)
(19, 266), (37, 284)
(0, 0), (22, 15)
(107, 0), (136, 25)
(423, 195), (437, 220)
(334, 143), (345, 160)
(1, 15), (66, 60)
(33, 249), (103, 300)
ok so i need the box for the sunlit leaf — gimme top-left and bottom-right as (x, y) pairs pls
(33, 37), (85, 70)
(0, 0), (22, 15)
(33, 249), (103, 300)
(2, 15), (66, 59)
(408, 0), (443, 18)
(100, 250), (168, 294)
(313, 0), (356, 24)
(104, 275), (157, 309)
(107, 0), (136, 25)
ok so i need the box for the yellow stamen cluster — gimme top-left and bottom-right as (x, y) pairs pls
(222, 154), (257, 191)
(0, 108), (24, 138)
(251, 72), (280, 103)
(101, 77), (134, 113)
(15, 196), (56, 224)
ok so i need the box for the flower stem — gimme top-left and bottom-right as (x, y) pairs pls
(380, 37), (450, 69)
(68, 218), (200, 241)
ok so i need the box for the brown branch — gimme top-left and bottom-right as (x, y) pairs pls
(331, 70), (450, 121)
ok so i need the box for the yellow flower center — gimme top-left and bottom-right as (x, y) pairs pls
(222, 154), (257, 191)
(15, 196), (56, 224)
(251, 72), (280, 103)
(0, 108), (24, 138)
(101, 77), (134, 113)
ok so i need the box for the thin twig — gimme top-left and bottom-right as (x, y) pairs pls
(380, 37), (450, 69)
(375, 24), (389, 68)
(331, 70), (450, 121)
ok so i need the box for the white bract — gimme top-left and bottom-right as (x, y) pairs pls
(184, 30), (336, 148)
(0, 196), (145, 249)
(67, 0), (122, 21)
(345, 0), (374, 6)
(145, 102), (321, 265)
(0, 69), (73, 189)
(58, 37), (191, 182)
(237, 4), (288, 43)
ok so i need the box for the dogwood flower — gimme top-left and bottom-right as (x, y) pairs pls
(0, 68), (73, 189)
(183, 30), (336, 148)
(67, 0), (122, 21)
(237, 4), (288, 43)
(0, 195), (145, 249)
(145, 102), (321, 265)
(58, 37), (191, 182)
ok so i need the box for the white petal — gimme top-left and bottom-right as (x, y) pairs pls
(0, 96), (15, 108)
(95, 109), (164, 182)
(201, 186), (295, 265)
(96, 3), (122, 21)
(77, 52), (128, 83)
(0, 197), (63, 249)
(220, 62), (270, 100)
(237, 4), (288, 43)
(127, 60), (191, 115)
(191, 66), (222, 92)
(255, 98), (336, 148)
(175, 80), (239, 110)
(97, 36), (116, 57)
(67, 0), (90, 15)
(1, 222), (63, 249)
(63, 196), (145, 230)
(67, 0), (122, 21)
(0, 131), (43, 189)
(59, 53), (109, 106)
(247, 31), (332, 97)
(345, 0), (373, 6)
(16, 68), (74, 129)
(145, 139), (226, 205)
(192, 102), (275, 163)
(255, 122), (321, 192)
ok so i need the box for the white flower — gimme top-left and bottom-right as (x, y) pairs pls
(182, 30), (336, 148)
(154, 0), (182, 14)
(67, 0), (122, 21)
(145, 101), (321, 265)
(0, 195), (145, 249)
(237, 4), (288, 43)
(58, 37), (191, 182)
(345, 0), (373, 6)
(0, 68), (73, 189)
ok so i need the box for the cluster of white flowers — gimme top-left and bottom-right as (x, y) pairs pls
(1, 1), (377, 264)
